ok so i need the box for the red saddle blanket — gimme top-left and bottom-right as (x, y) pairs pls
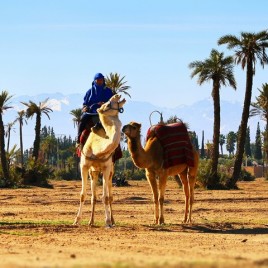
(146, 122), (194, 169)
(76, 129), (122, 162)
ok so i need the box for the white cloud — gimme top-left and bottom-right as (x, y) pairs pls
(60, 98), (69, 105)
(47, 99), (62, 111)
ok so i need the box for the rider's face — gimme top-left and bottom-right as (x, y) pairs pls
(95, 78), (104, 86)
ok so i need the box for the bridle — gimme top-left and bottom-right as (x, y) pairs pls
(103, 101), (124, 113)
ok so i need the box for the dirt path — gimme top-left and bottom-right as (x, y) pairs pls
(1, 178), (268, 268)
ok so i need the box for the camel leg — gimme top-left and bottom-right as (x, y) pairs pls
(107, 168), (115, 225)
(187, 157), (198, 223)
(146, 170), (159, 224)
(187, 173), (196, 223)
(179, 169), (190, 224)
(88, 171), (98, 226)
(102, 168), (113, 227)
(73, 165), (88, 225)
(158, 175), (167, 224)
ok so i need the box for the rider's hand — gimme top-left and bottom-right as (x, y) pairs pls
(98, 102), (104, 106)
(82, 106), (88, 112)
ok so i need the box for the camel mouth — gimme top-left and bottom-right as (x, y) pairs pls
(122, 125), (128, 134)
(98, 95), (126, 114)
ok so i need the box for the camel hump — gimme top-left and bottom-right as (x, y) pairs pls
(146, 122), (194, 169)
(146, 122), (188, 141)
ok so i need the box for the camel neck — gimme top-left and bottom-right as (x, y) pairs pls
(128, 137), (151, 169)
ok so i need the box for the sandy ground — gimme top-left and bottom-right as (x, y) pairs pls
(1, 177), (268, 268)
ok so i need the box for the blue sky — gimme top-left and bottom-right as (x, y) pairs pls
(1, 0), (268, 108)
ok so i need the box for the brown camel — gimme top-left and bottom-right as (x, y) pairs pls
(122, 121), (199, 224)
(73, 94), (126, 227)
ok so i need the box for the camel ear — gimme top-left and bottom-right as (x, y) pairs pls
(97, 108), (102, 114)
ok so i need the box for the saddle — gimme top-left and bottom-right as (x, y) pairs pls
(146, 122), (194, 169)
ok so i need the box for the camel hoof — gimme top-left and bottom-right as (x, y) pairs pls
(73, 217), (81, 225)
(88, 219), (94, 226)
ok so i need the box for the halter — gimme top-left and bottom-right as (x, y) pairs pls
(103, 101), (124, 113)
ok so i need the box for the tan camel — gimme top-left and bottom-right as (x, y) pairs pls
(122, 121), (199, 224)
(73, 94), (126, 227)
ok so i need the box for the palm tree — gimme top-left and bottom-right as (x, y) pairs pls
(226, 131), (237, 156)
(189, 49), (236, 188)
(15, 110), (27, 167)
(251, 83), (268, 165)
(70, 108), (82, 128)
(21, 98), (53, 162)
(219, 134), (225, 156)
(0, 90), (13, 186)
(105, 72), (131, 98)
(218, 30), (268, 188)
(5, 120), (16, 154)
(251, 83), (268, 120)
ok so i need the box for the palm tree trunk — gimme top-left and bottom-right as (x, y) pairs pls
(228, 60), (253, 188)
(19, 120), (24, 166)
(0, 114), (10, 185)
(7, 128), (11, 154)
(209, 82), (220, 188)
(33, 113), (41, 162)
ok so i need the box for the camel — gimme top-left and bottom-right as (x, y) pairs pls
(73, 94), (126, 227)
(122, 121), (199, 224)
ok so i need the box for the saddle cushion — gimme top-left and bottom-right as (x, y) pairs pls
(146, 122), (194, 169)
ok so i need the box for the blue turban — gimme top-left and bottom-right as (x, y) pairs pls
(94, 73), (104, 80)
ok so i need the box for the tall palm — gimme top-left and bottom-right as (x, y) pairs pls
(0, 90), (13, 185)
(189, 49), (236, 188)
(5, 120), (16, 154)
(21, 98), (53, 162)
(15, 110), (27, 167)
(219, 134), (225, 156)
(218, 30), (268, 188)
(105, 72), (131, 98)
(70, 108), (82, 128)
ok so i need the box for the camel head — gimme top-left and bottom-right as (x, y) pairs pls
(97, 94), (126, 116)
(122, 121), (142, 139)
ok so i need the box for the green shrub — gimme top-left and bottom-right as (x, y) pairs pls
(53, 168), (79, 180)
(22, 158), (53, 187)
(238, 169), (255, 181)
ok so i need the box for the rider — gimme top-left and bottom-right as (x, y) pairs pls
(76, 73), (114, 146)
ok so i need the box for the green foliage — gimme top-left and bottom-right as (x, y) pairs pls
(22, 158), (53, 187)
(244, 127), (252, 157)
(53, 168), (79, 180)
(0, 163), (23, 188)
(200, 130), (205, 158)
(197, 158), (256, 189)
(197, 158), (231, 189)
(113, 172), (130, 187)
(238, 169), (255, 181)
(254, 122), (263, 160)
(226, 131), (237, 156)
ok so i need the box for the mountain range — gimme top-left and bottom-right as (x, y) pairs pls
(4, 92), (264, 151)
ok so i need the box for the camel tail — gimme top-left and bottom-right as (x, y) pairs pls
(188, 150), (199, 179)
